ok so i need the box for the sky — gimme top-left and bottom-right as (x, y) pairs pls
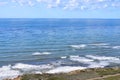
(0, 0), (120, 18)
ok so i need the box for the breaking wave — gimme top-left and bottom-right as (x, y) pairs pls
(69, 55), (94, 63)
(89, 43), (109, 46)
(86, 55), (120, 61)
(0, 65), (21, 80)
(86, 55), (120, 65)
(12, 63), (53, 72)
(70, 43), (120, 50)
(88, 61), (110, 68)
(70, 43), (110, 49)
(0, 55), (120, 79)
(70, 44), (87, 49)
(32, 52), (51, 56)
(0, 63), (53, 80)
(47, 66), (86, 74)
(61, 56), (67, 59)
(70, 55), (120, 68)
(112, 46), (120, 49)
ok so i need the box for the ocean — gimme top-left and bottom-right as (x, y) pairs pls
(0, 18), (120, 79)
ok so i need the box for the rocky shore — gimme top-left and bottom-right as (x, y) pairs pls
(6, 67), (120, 80)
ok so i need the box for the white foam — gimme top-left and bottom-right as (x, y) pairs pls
(112, 46), (120, 49)
(32, 52), (51, 56)
(47, 66), (86, 74)
(12, 63), (53, 71)
(100, 46), (111, 48)
(61, 56), (67, 59)
(0, 65), (21, 80)
(89, 43), (111, 48)
(70, 55), (94, 63)
(0, 63), (54, 80)
(69, 55), (111, 68)
(88, 61), (109, 68)
(70, 44), (87, 49)
(89, 43), (109, 46)
(70, 55), (80, 58)
(86, 55), (120, 61)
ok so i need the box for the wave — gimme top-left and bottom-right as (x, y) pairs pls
(69, 55), (94, 63)
(12, 63), (53, 72)
(0, 63), (53, 80)
(1, 55), (120, 79)
(89, 43), (109, 46)
(70, 43), (120, 50)
(88, 61), (110, 68)
(0, 65), (21, 80)
(112, 46), (120, 49)
(89, 43), (111, 49)
(61, 56), (67, 59)
(86, 55), (120, 61)
(32, 52), (51, 56)
(70, 44), (87, 49)
(70, 43), (109, 49)
(69, 55), (120, 68)
(46, 66), (86, 74)
(0, 63), (86, 79)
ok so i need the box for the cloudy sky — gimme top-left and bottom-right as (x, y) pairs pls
(0, 0), (120, 18)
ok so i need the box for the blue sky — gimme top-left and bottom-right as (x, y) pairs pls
(0, 0), (120, 18)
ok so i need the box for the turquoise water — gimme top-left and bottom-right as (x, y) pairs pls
(0, 19), (120, 79)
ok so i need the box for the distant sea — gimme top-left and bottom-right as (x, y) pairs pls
(0, 18), (120, 79)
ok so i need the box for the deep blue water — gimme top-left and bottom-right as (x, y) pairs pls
(0, 19), (120, 71)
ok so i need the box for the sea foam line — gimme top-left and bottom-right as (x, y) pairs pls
(87, 61), (110, 68)
(112, 46), (120, 49)
(0, 63), (53, 80)
(70, 43), (109, 49)
(32, 52), (51, 56)
(61, 56), (67, 59)
(12, 63), (53, 71)
(70, 44), (87, 49)
(0, 65), (21, 80)
(69, 55), (94, 63)
(47, 66), (86, 74)
(89, 43), (109, 46)
(1, 55), (120, 79)
(86, 55), (120, 61)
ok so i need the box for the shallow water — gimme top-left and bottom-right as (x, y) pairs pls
(0, 18), (120, 79)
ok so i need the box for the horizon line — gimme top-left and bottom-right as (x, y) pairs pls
(0, 18), (120, 19)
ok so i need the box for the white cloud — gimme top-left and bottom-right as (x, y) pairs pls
(3, 0), (120, 10)
(12, 0), (35, 6)
(0, 1), (8, 6)
(63, 0), (79, 10)
(36, 0), (61, 8)
(28, 1), (34, 6)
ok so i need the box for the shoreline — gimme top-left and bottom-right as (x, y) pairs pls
(6, 66), (120, 80)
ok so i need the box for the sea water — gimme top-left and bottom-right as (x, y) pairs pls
(0, 18), (120, 79)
